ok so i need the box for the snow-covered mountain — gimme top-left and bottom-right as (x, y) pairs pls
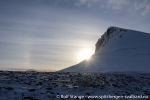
(61, 26), (150, 72)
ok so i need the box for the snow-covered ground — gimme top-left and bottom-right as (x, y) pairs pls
(0, 71), (149, 100)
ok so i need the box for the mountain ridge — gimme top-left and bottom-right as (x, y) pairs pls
(60, 26), (150, 72)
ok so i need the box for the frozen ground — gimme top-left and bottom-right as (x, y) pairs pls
(0, 71), (150, 100)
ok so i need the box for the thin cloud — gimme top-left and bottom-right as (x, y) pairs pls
(31, 0), (150, 15)
(74, 0), (150, 15)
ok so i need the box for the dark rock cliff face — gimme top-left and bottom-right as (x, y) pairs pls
(95, 26), (127, 52)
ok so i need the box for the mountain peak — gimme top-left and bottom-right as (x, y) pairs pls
(95, 26), (127, 52)
(60, 27), (150, 72)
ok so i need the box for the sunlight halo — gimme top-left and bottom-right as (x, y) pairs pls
(77, 48), (94, 62)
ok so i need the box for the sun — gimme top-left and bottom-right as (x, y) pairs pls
(78, 48), (94, 62)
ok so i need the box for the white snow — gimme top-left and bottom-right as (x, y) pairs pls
(61, 26), (150, 72)
(0, 71), (149, 100)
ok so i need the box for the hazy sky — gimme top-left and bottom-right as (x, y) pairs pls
(0, 0), (150, 71)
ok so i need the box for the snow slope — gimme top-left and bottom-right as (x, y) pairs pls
(61, 26), (150, 72)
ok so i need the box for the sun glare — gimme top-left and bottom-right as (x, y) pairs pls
(78, 48), (94, 62)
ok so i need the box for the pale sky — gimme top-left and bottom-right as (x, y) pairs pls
(0, 0), (150, 71)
